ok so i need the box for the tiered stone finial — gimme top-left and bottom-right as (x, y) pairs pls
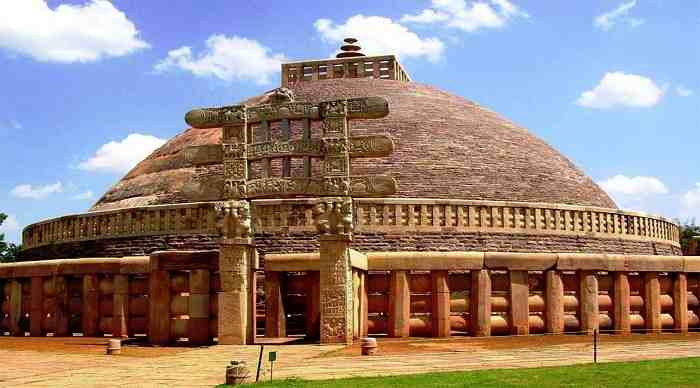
(336, 38), (366, 58)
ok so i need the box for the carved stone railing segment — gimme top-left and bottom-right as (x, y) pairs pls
(21, 199), (680, 251)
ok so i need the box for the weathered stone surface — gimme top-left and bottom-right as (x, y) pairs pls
(613, 272), (631, 335)
(673, 273), (688, 333)
(644, 272), (661, 333)
(545, 270), (564, 334)
(367, 252), (483, 271)
(509, 271), (529, 335)
(579, 271), (599, 334)
(431, 270), (450, 338)
(484, 252), (556, 271)
(388, 270), (410, 338)
(471, 269), (491, 337)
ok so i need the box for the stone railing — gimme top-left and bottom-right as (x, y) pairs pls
(281, 55), (411, 88)
(354, 199), (679, 246)
(22, 203), (219, 251)
(22, 198), (680, 252)
(265, 251), (700, 338)
(0, 251), (220, 345)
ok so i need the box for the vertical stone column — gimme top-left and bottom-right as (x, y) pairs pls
(644, 272), (661, 333)
(545, 270), (564, 334)
(613, 272), (631, 335)
(148, 269), (171, 345)
(352, 270), (361, 339)
(673, 273), (688, 333)
(113, 274), (129, 339)
(431, 270), (451, 338)
(265, 271), (286, 338)
(53, 276), (70, 337)
(579, 271), (599, 334)
(388, 270), (410, 338)
(305, 271), (320, 339)
(471, 269), (491, 337)
(30, 277), (43, 336)
(319, 233), (353, 344)
(509, 270), (529, 335)
(188, 269), (210, 345)
(82, 274), (99, 337)
(216, 200), (257, 345)
(358, 270), (368, 338)
(8, 280), (22, 336)
(219, 241), (256, 344)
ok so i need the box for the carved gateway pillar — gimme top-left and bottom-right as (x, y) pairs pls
(314, 197), (355, 344)
(185, 91), (394, 346)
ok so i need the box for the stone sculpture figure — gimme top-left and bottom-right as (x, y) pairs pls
(215, 200), (252, 239)
(312, 197), (353, 237)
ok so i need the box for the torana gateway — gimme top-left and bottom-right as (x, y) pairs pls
(3, 40), (697, 345)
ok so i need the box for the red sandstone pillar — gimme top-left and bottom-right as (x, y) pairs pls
(509, 270), (529, 335)
(8, 280), (22, 336)
(579, 271), (599, 334)
(82, 274), (99, 337)
(54, 276), (70, 337)
(388, 270), (410, 338)
(30, 277), (43, 336)
(265, 271), (286, 338)
(674, 273), (688, 333)
(305, 271), (320, 339)
(545, 270), (564, 334)
(359, 271), (368, 338)
(644, 272), (661, 333)
(431, 270), (450, 338)
(471, 269), (491, 337)
(113, 274), (129, 339)
(188, 269), (210, 345)
(148, 270), (171, 345)
(613, 272), (631, 335)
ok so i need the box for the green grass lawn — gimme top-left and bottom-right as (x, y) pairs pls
(221, 357), (700, 387)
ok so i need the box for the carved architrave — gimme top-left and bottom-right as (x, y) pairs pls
(185, 105), (245, 129)
(214, 200), (253, 240)
(243, 176), (395, 198)
(247, 102), (320, 123)
(224, 159), (247, 179)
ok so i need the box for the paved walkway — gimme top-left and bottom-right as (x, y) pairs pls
(3, 336), (700, 387)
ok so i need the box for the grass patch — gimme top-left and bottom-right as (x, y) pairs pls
(220, 357), (700, 387)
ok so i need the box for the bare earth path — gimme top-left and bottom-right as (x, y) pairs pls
(3, 334), (700, 387)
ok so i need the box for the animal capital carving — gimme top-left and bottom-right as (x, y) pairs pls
(215, 200), (253, 239)
(312, 197), (354, 237)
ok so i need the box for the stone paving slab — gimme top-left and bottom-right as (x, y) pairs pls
(3, 338), (700, 387)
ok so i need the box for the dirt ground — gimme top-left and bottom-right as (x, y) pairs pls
(326, 332), (700, 357)
(0, 336), (188, 358)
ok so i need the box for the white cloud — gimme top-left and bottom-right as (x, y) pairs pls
(10, 182), (63, 199)
(676, 85), (693, 97)
(314, 15), (445, 62)
(72, 190), (94, 200)
(78, 133), (166, 174)
(599, 175), (669, 197)
(0, 214), (19, 233)
(401, 0), (529, 32)
(594, 0), (645, 31)
(0, 0), (149, 63)
(577, 72), (664, 109)
(155, 35), (286, 85)
(682, 183), (700, 219)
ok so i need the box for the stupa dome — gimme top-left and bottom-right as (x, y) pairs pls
(92, 78), (615, 212)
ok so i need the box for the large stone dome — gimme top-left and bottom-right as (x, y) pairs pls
(92, 78), (615, 212)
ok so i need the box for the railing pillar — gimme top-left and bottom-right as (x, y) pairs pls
(509, 270), (529, 335)
(644, 272), (661, 333)
(264, 271), (286, 338)
(673, 273), (688, 333)
(388, 270), (410, 338)
(613, 272), (631, 335)
(30, 277), (43, 336)
(113, 274), (129, 339)
(148, 269), (171, 345)
(431, 270), (451, 337)
(545, 270), (564, 334)
(82, 274), (99, 337)
(188, 269), (210, 346)
(471, 269), (491, 337)
(579, 270), (599, 334)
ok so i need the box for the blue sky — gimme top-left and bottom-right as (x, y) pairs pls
(0, 0), (698, 243)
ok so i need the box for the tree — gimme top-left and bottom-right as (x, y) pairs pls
(0, 213), (21, 263)
(679, 219), (700, 255)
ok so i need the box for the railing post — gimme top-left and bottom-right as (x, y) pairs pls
(545, 270), (564, 334)
(471, 269), (491, 337)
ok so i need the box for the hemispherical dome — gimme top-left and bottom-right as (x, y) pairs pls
(91, 78), (615, 212)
